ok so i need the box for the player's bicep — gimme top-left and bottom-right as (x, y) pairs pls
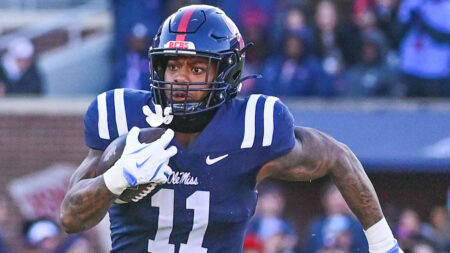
(68, 148), (103, 188)
(258, 126), (343, 182)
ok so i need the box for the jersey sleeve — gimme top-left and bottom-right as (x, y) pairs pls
(238, 95), (295, 168)
(84, 90), (116, 150)
(84, 88), (153, 150)
(266, 98), (296, 160)
(84, 88), (154, 150)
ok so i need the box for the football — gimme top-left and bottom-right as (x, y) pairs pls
(96, 127), (167, 203)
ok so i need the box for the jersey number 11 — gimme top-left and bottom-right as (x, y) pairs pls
(148, 189), (210, 253)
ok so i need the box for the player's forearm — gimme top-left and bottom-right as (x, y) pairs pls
(329, 143), (384, 229)
(60, 176), (116, 233)
(334, 153), (404, 253)
(292, 128), (400, 251)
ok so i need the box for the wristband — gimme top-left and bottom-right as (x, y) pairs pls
(364, 217), (397, 253)
(103, 163), (128, 196)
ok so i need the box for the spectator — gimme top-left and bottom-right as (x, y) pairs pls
(237, 9), (271, 96)
(111, 0), (166, 92)
(111, 23), (151, 90)
(341, 29), (399, 97)
(317, 247), (347, 253)
(353, 0), (401, 49)
(428, 206), (450, 252)
(305, 184), (368, 253)
(22, 218), (92, 253)
(226, 0), (279, 96)
(283, 6), (311, 37)
(0, 38), (43, 96)
(313, 0), (362, 76)
(447, 186), (450, 211)
(53, 233), (91, 253)
(372, 0), (401, 49)
(253, 31), (333, 97)
(0, 197), (12, 253)
(243, 233), (264, 253)
(353, 2), (379, 34)
(397, 0), (450, 97)
(411, 240), (438, 253)
(270, 5), (313, 56)
(111, 0), (165, 65)
(23, 218), (61, 253)
(218, 0), (276, 34)
(395, 209), (435, 251)
(248, 185), (297, 253)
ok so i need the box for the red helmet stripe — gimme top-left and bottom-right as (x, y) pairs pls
(175, 8), (196, 41)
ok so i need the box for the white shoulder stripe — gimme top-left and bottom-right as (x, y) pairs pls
(263, 96), (279, 147)
(114, 89), (128, 136)
(97, 92), (110, 140)
(241, 94), (261, 149)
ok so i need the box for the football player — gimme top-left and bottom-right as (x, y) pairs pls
(60, 5), (403, 253)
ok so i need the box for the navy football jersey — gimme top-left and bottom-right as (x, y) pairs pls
(84, 88), (296, 253)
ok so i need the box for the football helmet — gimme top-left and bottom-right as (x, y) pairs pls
(149, 5), (247, 116)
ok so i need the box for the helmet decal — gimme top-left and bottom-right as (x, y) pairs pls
(164, 41), (196, 50)
(175, 7), (196, 41)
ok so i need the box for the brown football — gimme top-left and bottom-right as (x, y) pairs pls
(96, 127), (166, 203)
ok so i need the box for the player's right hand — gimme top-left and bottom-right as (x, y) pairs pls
(103, 127), (177, 195)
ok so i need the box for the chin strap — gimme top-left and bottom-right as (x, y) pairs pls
(142, 105), (173, 127)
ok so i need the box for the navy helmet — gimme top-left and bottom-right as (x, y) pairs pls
(149, 5), (247, 116)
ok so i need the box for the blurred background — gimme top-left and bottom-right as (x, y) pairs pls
(0, 0), (448, 252)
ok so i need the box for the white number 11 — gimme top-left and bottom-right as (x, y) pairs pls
(148, 189), (210, 253)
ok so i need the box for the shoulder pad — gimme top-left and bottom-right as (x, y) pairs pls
(84, 88), (152, 150)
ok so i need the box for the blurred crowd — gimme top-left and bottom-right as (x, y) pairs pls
(0, 194), (104, 253)
(0, 195), (94, 253)
(1, 0), (449, 98)
(243, 183), (450, 253)
(108, 0), (450, 98)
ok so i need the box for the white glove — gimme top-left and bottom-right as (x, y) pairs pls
(142, 104), (173, 127)
(103, 126), (177, 195)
